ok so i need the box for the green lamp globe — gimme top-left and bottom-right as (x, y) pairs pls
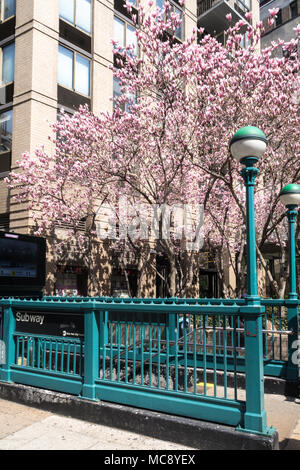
(279, 183), (300, 207)
(230, 126), (268, 163)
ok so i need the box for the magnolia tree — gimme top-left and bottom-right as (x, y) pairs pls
(6, 3), (300, 297)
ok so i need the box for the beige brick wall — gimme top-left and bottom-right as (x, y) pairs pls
(92, 0), (114, 114)
(185, 0), (198, 39)
(10, 0), (58, 233)
(0, 180), (9, 214)
(252, 0), (260, 26)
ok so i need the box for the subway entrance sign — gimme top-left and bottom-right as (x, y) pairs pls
(0, 231), (46, 297)
(15, 310), (84, 337)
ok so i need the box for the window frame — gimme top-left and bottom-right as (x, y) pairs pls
(58, 44), (91, 98)
(113, 13), (138, 56)
(59, 0), (92, 36)
(0, 105), (13, 178)
(156, 0), (184, 42)
(0, 40), (15, 88)
(290, 0), (298, 19)
(169, 1), (184, 41)
(234, 0), (251, 14)
(0, 107), (12, 153)
(275, 8), (282, 27)
(113, 75), (137, 112)
(0, 0), (16, 23)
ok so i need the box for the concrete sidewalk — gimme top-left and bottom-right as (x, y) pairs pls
(0, 398), (195, 451)
(0, 392), (299, 450)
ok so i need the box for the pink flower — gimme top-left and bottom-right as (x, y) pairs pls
(226, 13), (232, 22)
(294, 24), (300, 34)
(268, 8), (279, 17)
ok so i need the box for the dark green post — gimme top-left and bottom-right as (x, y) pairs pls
(99, 310), (108, 378)
(241, 159), (268, 434)
(1, 301), (15, 383)
(279, 184), (300, 381)
(81, 308), (99, 401)
(168, 313), (176, 357)
(230, 127), (271, 435)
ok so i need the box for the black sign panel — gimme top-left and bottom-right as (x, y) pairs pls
(0, 308), (2, 339)
(14, 310), (84, 338)
(0, 231), (46, 297)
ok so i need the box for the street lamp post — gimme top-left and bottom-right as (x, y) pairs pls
(279, 183), (300, 381)
(230, 126), (268, 301)
(230, 126), (270, 434)
(279, 184), (300, 300)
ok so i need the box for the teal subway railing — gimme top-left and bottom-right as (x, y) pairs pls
(0, 296), (298, 436)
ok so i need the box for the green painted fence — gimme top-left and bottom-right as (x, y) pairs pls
(0, 296), (299, 437)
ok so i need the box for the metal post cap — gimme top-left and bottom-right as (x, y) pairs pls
(230, 126), (268, 163)
(230, 126), (268, 146)
(279, 183), (300, 207)
(279, 183), (300, 196)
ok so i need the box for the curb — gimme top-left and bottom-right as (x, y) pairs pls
(0, 381), (279, 450)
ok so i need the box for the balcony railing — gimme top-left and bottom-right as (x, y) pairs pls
(198, 0), (217, 17)
(198, 0), (250, 25)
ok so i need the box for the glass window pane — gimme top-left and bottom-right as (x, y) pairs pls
(114, 16), (125, 49)
(113, 76), (122, 99)
(156, 0), (164, 11)
(76, 0), (91, 33)
(125, 89), (136, 112)
(75, 54), (90, 95)
(2, 43), (15, 85)
(174, 7), (183, 40)
(113, 76), (124, 111)
(0, 110), (12, 153)
(58, 45), (73, 89)
(3, 0), (16, 20)
(126, 24), (137, 55)
(59, 0), (75, 24)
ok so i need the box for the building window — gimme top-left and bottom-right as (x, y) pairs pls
(240, 33), (250, 49)
(114, 0), (139, 22)
(0, 109), (12, 153)
(275, 9), (282, 26)
(59, 0), (92, 34)
(113, 75), (136, 112)
(0, 108), (12, 174)
(0, 0), (16, 22)
(234, 0), (250, 14)
(0, 42), (14, 86)
(0, 213), (9, 231)
(58, 44), (90, 96)
(156, 0), (183, 41)
(215, 31), (226, 46)
(114, 15), (137, 55)
(113, 75), (122, 106)
(290, 1), (298, 19)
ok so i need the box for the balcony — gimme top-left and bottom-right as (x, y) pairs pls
(198, 0), (250, 35)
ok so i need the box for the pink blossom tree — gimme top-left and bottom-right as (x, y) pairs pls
(7, 3), (300, 297)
